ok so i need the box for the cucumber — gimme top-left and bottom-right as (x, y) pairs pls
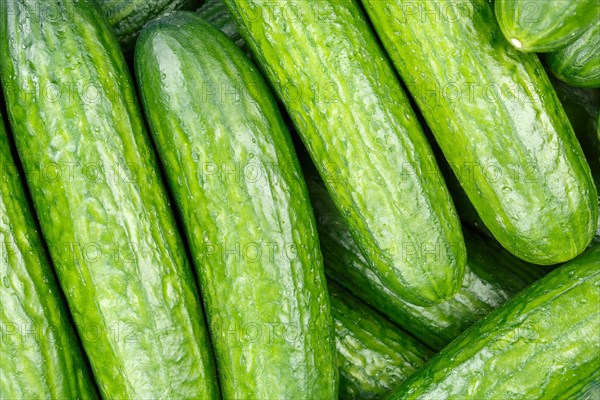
(135, 12), (337, 399)
(197, 0), (245, 49)
(548, 20), (600, 88)
(305, 170), (545, 351)
(386, 246), (600, 399)
(363, 0), (598, 265)
(329, 281), (433, 400)
(495, 0), (600, 52)
(550, 77), (600, 246)
(225, 0), (466, 306)
(1, 115), (98, 399)
(0, 1), (219, 398)
(96, 0), (200, 52)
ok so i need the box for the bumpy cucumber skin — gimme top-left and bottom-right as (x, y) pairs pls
(305, 171), (545, 351)
(329, 281), (433, 400)
(96, 0), (200, 52)
(387, 246), (600, 399)
(0, 1), (219, 398)
(135, 12), (337, 399)
(197, 0), (245, 48)
(364, 0), (598, 265)
(548, 21), (600, 88)
(225, 0), (466, 307)
(495, 0), (599, 52)
(1, 116), (98, 400)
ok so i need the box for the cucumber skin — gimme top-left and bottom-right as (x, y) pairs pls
(548, 21), (600, 88)
(329, 281), (433, 400)
(495, 0), (599, 52)
(197, 0), (245, 49)
(225, 0), (466, 307)
(0, 1), (219, 398)
(135, 12), (337, 399)
(96, 0), (201, 52)
(387, 246), (600, 399)
(364, 0), (598, 265)
(1, 116), (98, 400)
(305, 171), (545, 351)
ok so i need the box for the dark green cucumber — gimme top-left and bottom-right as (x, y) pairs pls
(548, 20), (600, 88)
(135, 12), (336, 399)
(495, 0), (600, 52)
(225, 0), (466, 307)
(1, 115), (98, 399)
(329, 281), (433, 400)
(197, 0), (245, 49)
(387, 246), (600, 399)
(96, 0), (200, 52)
(305, 171), (545, 351)
(0, 1), (219, 398)
(364, 0), (598, 265)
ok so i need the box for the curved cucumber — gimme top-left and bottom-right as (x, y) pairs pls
(1, 115), (98, 399)
(0, 1), (219, 398)
(96, 0), (200, 52)
(548, 21), (600, 88)
(135, 12), (337, 399)
(225, 0), (466, 306)
(305, 170), (545, 351)
(387, 246), (600, 399)
(495, 0), (599, 52)
(330, 281), (433, 400)
(364, 0), (598, 264)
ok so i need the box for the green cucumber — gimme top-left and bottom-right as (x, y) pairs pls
(387, 245), (600, 399)
(549, 77), (600, 246)
(1, 114), (98, 399)
(329, 281), (433, 400)
(495, 0), (599, 52)
(363, 0), (598, 265)
(197, 0), (245, 49)
(96, 0), (200, 52)
(305, 170), (545, 351)
(0, 1), (219, 398)
(225, 0), (466, 306)
(548, 20), (600, 88)
(135, 12), (336, 399)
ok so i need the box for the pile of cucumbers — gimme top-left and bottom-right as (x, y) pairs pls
(1, 0), (598, 399)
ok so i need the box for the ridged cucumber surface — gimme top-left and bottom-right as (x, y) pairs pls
(548, 20), (600, 88)
(1, 114), (98, 400)
(225, 0), (466, 306)
(135, 12), (337, 399)
(387, 246), (600, 399)
(305, 170), (545, 351)
(0, 1), (219, 398)
(495, 0), (600, 52)
(329, 281), (433, 400)
(364, 0), (598, 265)
(96, 0), (200, 52)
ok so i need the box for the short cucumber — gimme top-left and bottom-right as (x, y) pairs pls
(386, 246), (600, 399)
(135, 12), (337, 399)
(495, 0), (599, 52)
(363, 0), (598, 264)
(548, 21), (600, 88)
(1, 114), (98, 400)
(305, 170), (545, 351)
(225, 0), (466, 306)
(329, 281), (433, 400)
(96, 0), (200, 52)
(0, 1), (219, 398)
